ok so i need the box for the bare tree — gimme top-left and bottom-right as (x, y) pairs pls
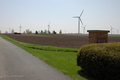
(23, 31), (26, 34)
(5, 31), (8, 34)
(38, 31), (40, 34)
(29, 31), (32, 34)
(25, 29), (32, 34)
(11, 29), (14, 34)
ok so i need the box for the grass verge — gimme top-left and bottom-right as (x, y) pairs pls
(0, 35), (95, 80)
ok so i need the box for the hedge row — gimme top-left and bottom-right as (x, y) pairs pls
(77, 42), (120, 80)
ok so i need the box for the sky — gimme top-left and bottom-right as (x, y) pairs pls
(0, 0), (120, 34)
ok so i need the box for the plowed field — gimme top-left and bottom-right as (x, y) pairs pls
(5, 34), (120, 48)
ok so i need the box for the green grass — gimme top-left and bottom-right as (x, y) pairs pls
(0, 35), (95, 80)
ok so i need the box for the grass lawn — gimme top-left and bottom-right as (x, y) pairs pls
(0, 35), (95, 80)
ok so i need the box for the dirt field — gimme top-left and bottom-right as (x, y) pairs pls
(4, 34), (120, 48)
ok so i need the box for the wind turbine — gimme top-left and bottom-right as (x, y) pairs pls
(73, 9), (84, 34)
(47, 22), (50, 33)
(82, 25), (86, 34)
(19, 23), (22, 33)
(117, 29), (119, 35)
(110, 25), (115, 34)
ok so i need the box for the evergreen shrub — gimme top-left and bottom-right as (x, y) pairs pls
(77, 42), (120, 80)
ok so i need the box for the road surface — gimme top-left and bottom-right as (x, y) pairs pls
(0, 37), (72, 80)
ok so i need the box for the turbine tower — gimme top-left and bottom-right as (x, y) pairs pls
(20, 23), (22, 33)
(47, 22), (50, 33)
(82, 25), (86, 34)
(73, 9), (84, 34)
(110, 25), (115, 34)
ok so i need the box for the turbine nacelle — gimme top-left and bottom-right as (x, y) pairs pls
(73, 9), (84, 34)
(47, 22), (50, 33)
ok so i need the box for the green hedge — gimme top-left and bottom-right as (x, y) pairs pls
(77, 42), (120, 80)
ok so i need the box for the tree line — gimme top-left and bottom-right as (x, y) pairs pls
(23, 29), (62, 34)
(0, 29), (62, 35)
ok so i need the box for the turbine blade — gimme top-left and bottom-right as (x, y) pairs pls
(80, 18), (83, 25)
(80, 9), (84, 17)
(73, 16), (80, 18)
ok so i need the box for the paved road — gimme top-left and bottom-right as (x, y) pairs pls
(0, 37), (72, 80)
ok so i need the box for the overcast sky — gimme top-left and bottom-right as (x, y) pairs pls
(0, 0), (120, 34)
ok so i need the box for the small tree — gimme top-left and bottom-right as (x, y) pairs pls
(0, 30), (1, 34)
(41, 30), (43, 34)
(26, 29), (32, 34)
(29, 31), (32, 34)
(52, 30), (57, 34)
(44, 30), (47, 34)
(23, 31), (26, 34)
(26, 29), (29, 34)
(59, 30), (62, 34)
(35, 31), (38, 34)
(48, 30), (51, 34)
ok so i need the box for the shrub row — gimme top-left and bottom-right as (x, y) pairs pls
(14, 32), (21, 34)
(77, 42), (120, 80)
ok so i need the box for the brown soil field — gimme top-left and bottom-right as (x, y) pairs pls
(5, 34), (120, 48)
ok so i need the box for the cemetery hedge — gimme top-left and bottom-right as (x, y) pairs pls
(77, 42), (120, 80)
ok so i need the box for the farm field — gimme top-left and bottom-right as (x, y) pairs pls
(1, 34), (120, 80)
(5, 34), (120, 48)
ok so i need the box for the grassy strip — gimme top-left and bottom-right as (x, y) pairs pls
(0, 35), (95, 80)
(0, 35), (78, 52)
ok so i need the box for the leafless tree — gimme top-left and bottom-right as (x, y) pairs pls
(26, 29), (32, 34)
(5, 31), (8, 34)
(11, 29), (14, 34)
